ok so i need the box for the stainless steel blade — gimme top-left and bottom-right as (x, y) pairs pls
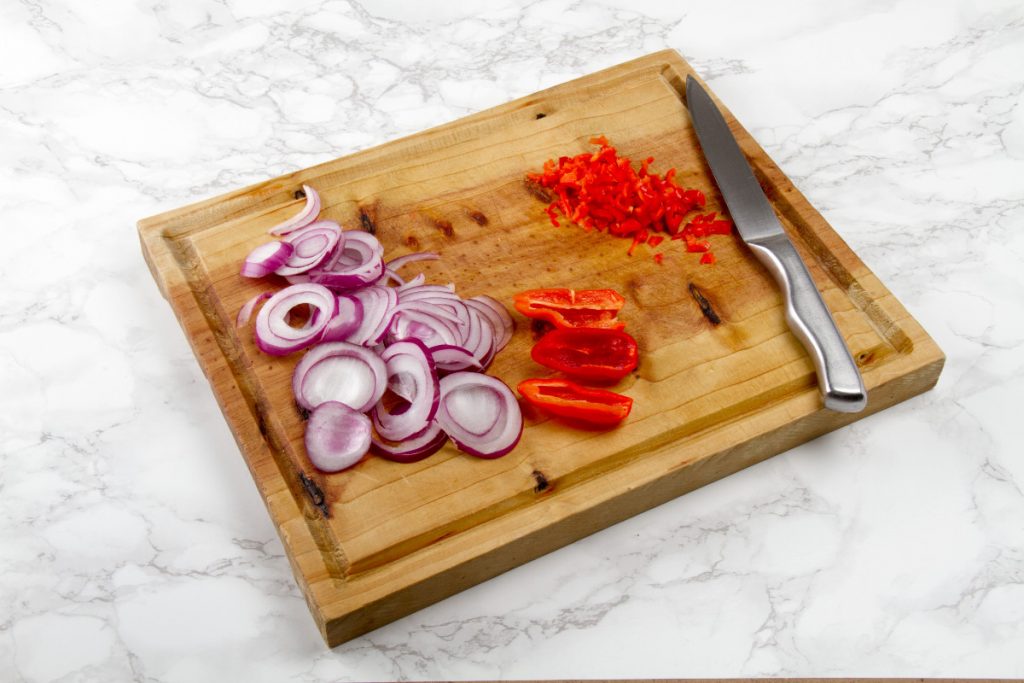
(685, 76), (784, 244)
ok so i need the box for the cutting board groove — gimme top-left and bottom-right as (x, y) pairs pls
(139, 50), (943, 646)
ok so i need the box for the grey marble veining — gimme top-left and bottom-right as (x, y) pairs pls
(2, 0), (1023, 680)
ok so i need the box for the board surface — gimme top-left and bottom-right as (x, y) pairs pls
(138, 50), (944, 646)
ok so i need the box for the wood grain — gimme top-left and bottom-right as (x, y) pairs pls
(137, 50), (944, 647)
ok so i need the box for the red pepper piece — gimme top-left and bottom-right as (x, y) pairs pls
(513, 288), (626, 330)
(530, 327), (638, 383)
(518, 378), (633, 428)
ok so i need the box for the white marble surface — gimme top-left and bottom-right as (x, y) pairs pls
(2, 0), (1023, 679)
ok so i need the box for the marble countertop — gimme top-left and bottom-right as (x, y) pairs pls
(2, 0), (1023, 680)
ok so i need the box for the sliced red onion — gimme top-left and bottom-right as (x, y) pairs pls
(371, 421), (448, 463)
(390, 300), (465, 326)
(276, 221), (342, 276)
(320, 294), (363, 342)
(371, 339), (440, 441)
(435, 373), (522, 459)
(398, 284), (457, 299)
(269, 184), (321, 236)
(383, 268), (405, 286)
(241, 241), (294, 278)
(464, 310), (496, 368)
(254, 284), (337, 356)
(305, 401), (371, 472)
(388, 308), (461, 348)
(346, 286), (399, 346)
(292, 342), (387, 413)
(467, 295), (515, 351)
(430, 344), (482, 372)
(386, 251), (439, 272)
(397, 273), (426, 290)
(310, 231), (384, 289)
(236, 291), (273, 327)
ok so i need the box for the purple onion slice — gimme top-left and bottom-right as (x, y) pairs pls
(275, 221), (343, 276)
(434, 372), (522, 459)
(254, 283), (337, 356)
(269, 184), (322, 236)
(241, 241), (294, 278)
(292, 341), (387, 413)
(305, 401), (371, 472)
(371, 338), (440, 442)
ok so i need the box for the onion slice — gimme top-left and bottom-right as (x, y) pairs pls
(310, 231), (385, 289)
(292, 341), (388, 413)
(430, 344), (482, 372)
(346, 286), (399, 346)
(371, 421), (447, 463)
(435, 373), (522, 459)
(467, 295), (515, 351)
(241, 241), (294, 278)
(269, 184), (321, 236)
(276, 221), (342, 276)
(236, 291), (273, 327)
(372, 339), (440, 441)
(386, 251), (439, 272)
(320, 294), (363, 342)
(254, 283), (337, 356)
(305, 401), (371, 472)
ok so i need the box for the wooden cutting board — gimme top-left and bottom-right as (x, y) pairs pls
(138, 50), (944, 647)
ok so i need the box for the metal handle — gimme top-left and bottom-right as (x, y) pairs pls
(747, 234), (867, 413)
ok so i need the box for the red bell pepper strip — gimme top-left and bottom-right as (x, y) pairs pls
(530, 327), (638, 383)
(513, 288), (626, 330)
(518, 378), (633, 428)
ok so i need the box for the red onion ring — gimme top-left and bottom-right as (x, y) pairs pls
(310, 231), (385, 289)
(292, 341), (387, 413)
(371, 421), (448, 463)
(430, 344), (482, 372)
(254, 283), (337, 356)
(305, 401), (371, 472)
(241, 241), (294, 278)
(435, 373), (523, 459)
(467, 295), (515, 351)
(236, 291), (273, 327)
(371, 339), (440, 441)
(320, 294), (364, 342)
(397, 273), (426, 290)
(269, 184), (321, 236)
(388, 308), (461, 348)
(275, 221), (342, 276)
(386, 251), (439, 272)
(346, 286), (399, 346)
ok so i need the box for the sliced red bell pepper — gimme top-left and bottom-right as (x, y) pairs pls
(530, 327), (638, 383)
(512, 288), (625, 330)
(518, 378), (633, 428)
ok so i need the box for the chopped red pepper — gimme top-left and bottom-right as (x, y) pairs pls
(527, 137), (732, 264)
(513, 288), (626, 330)
(653, 253), (664, 265)
(530, 327), (638, 383)
(518, 378), (633, 428)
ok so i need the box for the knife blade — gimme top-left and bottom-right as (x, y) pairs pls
(685, 75), (867, 413)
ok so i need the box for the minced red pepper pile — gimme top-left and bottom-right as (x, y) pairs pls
(527, 136), (733, 264)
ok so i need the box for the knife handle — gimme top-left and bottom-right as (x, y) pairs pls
(747, 234), (867, 413)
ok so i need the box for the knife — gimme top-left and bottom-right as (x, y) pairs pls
(685, 75), (867, 413)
